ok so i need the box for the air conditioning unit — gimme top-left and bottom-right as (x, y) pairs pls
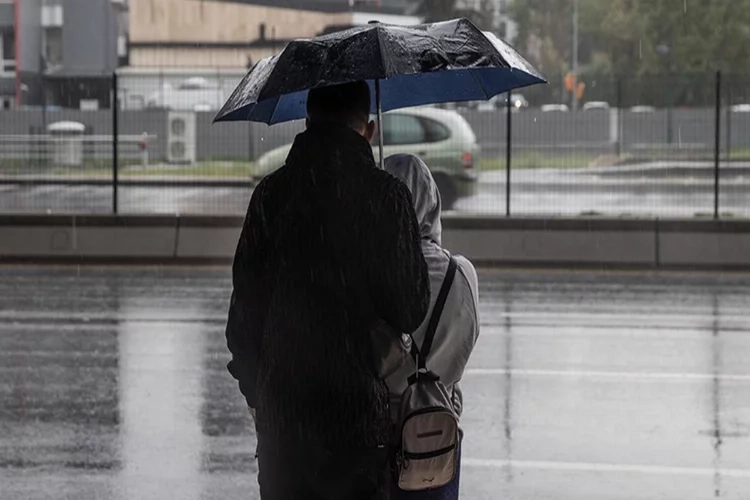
(166, 111), (196, 164)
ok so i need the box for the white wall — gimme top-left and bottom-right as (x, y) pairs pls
(351, 12), (422, 25)
(116, 67), (245, 110)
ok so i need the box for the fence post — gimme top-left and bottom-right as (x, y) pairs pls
(666, 74), (674, 145)
(505, 91), (512, 217)
(41, 75), (48, 136)
(713, 70), (721, 220)
(615, 77), (622, 157)
(112, 71), (119, 214)
(505, 90), (513, 217)
(725, 85), (732, 161)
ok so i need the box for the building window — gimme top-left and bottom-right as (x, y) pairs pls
(41, 0), (64, 27)
(44, 28), (64, 68)
(0, 30), (15, 76)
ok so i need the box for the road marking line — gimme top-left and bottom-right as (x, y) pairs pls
(0, 313), (224, 324)
(462, 458), (750, 478)
(465, 368), (750, 382)
(481, 311), (750, 324)
(478, 325), (750, 337)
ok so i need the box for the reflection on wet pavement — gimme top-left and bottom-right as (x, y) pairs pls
(2, 172), (750, 217)
(1, 267), (749, 499)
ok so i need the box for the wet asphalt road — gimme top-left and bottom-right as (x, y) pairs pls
(2, 166), (749, 217)
(1, 267), (750, 499)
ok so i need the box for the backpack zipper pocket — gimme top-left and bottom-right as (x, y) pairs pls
(403, 443), (456, 461)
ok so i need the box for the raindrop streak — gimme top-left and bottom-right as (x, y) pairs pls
(502, 297), (514, 484)
(711, 295), (722, 499)
(639, 40), (642, 60)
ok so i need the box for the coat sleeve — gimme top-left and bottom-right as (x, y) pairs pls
(225, 179), (272, 408)
(368, 179), (430, 334)
(457, 256), (480, 346)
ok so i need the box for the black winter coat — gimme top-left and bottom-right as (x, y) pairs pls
(226, 123), (430, 450)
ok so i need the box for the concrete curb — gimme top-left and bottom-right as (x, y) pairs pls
(1, 215), (749, 270)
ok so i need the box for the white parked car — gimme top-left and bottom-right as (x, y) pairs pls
(630, 105), (656, 113)
(475, 93), (529, 112)
(582, 101), (610, 111)
(541, 104), (569, 112)
(730, 103), (750, 113)
(254, 107), (480, 208)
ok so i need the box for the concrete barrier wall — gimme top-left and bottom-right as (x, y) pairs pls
(442, 229), (656, 265)
(657, 220), (750, 267)
(0, 216), (180, 258)
(2, 215), (749, 269)
(176, 216), (243, 258)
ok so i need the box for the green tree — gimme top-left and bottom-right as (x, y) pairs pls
(507, 0), (580, 77)
(510, 0), (750, 105)
(417, 0), (457, 22)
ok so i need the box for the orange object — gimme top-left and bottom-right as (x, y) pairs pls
(565, 73), (576, 93)
(576, 82), (586, 101)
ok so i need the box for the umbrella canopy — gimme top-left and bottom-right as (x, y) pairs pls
(214, 18), (545, 125)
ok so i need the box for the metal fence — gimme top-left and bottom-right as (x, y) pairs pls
(0, 70), (748, 218)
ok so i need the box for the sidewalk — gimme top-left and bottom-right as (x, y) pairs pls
(2, 267), (749, 500)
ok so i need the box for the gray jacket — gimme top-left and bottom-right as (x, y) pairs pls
(384, 154), (480, 421)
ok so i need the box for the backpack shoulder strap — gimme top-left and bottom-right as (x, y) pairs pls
(412, 256), (457, 371)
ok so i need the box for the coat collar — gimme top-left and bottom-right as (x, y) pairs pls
(286, 122), (376, 173)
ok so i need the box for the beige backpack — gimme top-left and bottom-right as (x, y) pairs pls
(394, 257), (460, 491)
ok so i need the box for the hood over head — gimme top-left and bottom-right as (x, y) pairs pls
(384, 154), (442, 246)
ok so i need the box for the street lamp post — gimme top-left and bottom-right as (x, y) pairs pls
(572, 0), (579, 111)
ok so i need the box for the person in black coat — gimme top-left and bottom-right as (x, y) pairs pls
(225, 81), (431, 500)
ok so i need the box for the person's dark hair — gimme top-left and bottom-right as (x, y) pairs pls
(307, 81), (371, 129)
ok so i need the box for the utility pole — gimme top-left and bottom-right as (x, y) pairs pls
(572, 0), (579, 111)
(493, 0), (502, 34)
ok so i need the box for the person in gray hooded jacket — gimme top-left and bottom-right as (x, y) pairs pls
(384, 154), (480, 499)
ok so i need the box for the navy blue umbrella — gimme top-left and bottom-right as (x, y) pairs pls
(214, 18), (545, 164)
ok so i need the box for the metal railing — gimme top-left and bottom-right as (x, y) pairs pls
(0, 70), (748, 219)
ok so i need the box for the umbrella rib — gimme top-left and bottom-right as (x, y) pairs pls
(268, 98), (279, 125)
(469, 67), (491, 101)
(373, 23), (388, 80)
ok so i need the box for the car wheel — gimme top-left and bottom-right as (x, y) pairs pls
(434, 174), (458, 210)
